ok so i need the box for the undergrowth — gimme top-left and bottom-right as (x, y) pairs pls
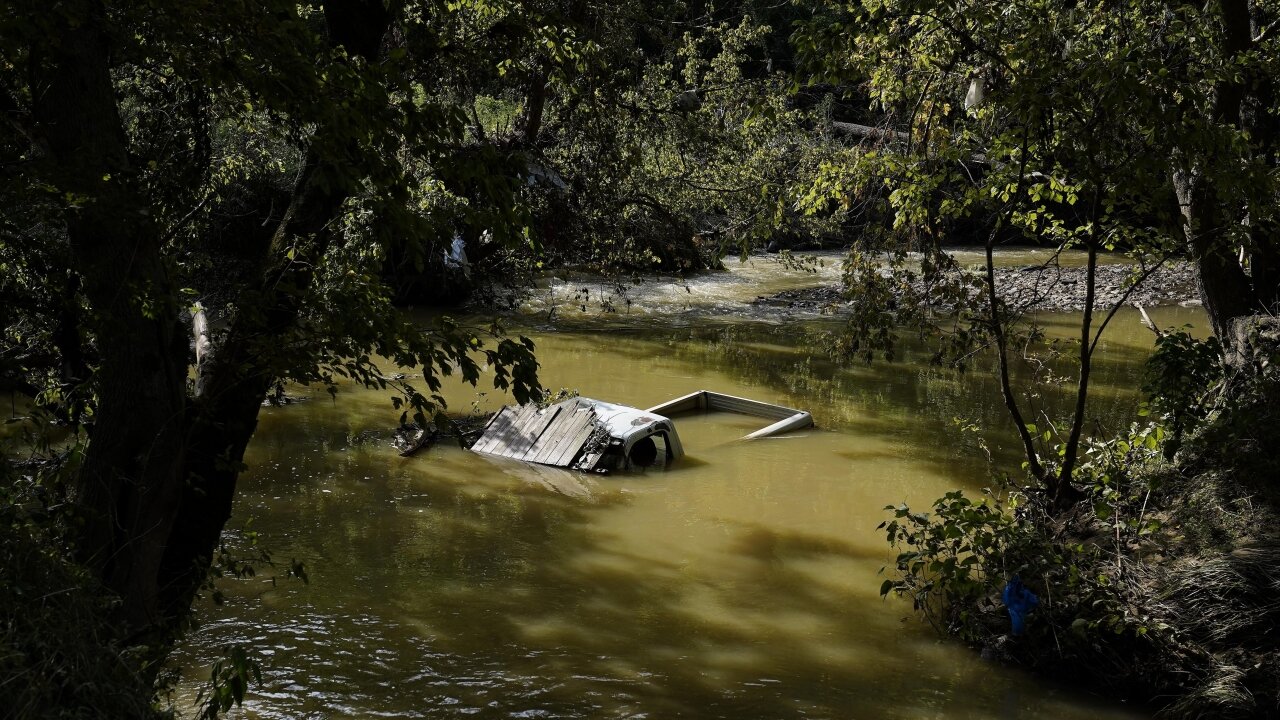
(0, 466), (168, 720)
(880, 323), (1280, 718)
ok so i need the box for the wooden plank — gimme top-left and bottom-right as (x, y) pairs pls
(491, 403), (540, 458)
(479, 405), (525, 456)
(475, 403), (537, 458)
(472, 406), (506, 449)
(499, 403), (542, 457)
(559, 421), (600, 468)
(526, 409), (579, 465)
(549, 415), (599, 467)
(532, 407), (593, 466)
(472, 397), (612, 469)
(471, 406), (516, 455)
(516, 405), (563, 461)
(527, 401), (585, 465)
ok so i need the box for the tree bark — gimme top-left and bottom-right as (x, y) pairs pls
(1173, 168), (1256, 339)
(156, 153), (354, 623)
(1055, 239), (1097, 506)
(27, 0), (395, 655)
(521, 71), (549, 145)
(1172, 0), (1267, 339)
(983, 219), (1045, 483)
(29, 0), (190, 635)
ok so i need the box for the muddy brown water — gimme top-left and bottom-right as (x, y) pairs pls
(172, 252), (1206, 718)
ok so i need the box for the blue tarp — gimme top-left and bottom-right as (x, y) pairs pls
(1001, 575), (1039, 635)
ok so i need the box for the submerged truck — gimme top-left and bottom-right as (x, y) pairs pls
(469, 390), (813, 473)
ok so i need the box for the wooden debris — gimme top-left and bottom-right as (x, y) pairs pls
(471, 398), (605, 470)
(394, 423), (437, 457)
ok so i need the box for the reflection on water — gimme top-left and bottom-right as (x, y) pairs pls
(173, 259), (1208, 719)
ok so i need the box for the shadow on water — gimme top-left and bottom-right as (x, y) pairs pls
(188, 453), (1136, 719)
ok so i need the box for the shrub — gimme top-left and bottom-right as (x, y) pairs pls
(0, 472), (167, 720)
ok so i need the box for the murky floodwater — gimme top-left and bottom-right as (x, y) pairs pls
(173, 251), (1206, 719)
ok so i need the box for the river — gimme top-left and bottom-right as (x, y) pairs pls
(172, 251), (1206, 718)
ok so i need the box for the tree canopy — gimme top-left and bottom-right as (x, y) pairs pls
(793, 0), (1279, 500)
(3, 0), (549, 669)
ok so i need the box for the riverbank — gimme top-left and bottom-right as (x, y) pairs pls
(1003, 390), (1280, 718)
(753, 260), (1200, 313)
(880, 317), (1280, 719)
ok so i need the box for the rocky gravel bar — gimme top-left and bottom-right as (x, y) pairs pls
(753, 261), (1200, 313)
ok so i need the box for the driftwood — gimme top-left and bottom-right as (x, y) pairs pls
(1136, 305), (1163, 337)
(831, 121), (909, 144)
(470, 399), (605, 469)
(394, 423), (438, 457)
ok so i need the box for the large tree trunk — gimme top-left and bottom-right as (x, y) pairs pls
(155, 0), (393, 628)
(28, 0), (394, 656)
(1173, 0), (1271, 340)
(156, 153), (361, 622)
(1174, 169), (1257, 338)
(29, 2), (191, 637)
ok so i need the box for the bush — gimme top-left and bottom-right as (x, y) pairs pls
(0, 471), (167, 720)
(880, 404), (1280, 716)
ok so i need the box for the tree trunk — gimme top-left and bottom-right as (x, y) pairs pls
(155, 0), (393, 628)
(1174, 168), (1257, 339)
(983, 218), (1045, 483)
(1173, 0), (1265, 340)
(521, 71), (549, 145)
(29, 2), (190, 636)
(1054, 239), (1097, 508)
(28, 0), (395, 656)
(156, 151), (357, 622)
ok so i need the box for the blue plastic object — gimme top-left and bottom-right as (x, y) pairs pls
(1001, 575), (1039, 635)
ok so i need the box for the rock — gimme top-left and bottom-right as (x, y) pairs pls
(751, 261), (1200, 314)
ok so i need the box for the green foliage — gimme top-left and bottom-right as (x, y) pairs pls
(3, 0), (554, 713)
(1143, 331), (1224, 456)
(792, 0), (1206, 358)
(823, 246), (989, 364)
(3, 0), (555, 435)
(196, 645), (261, 720)
(878, 489), (1017, 640)
(877, 321), (1280, 711)
(791, 0), (1280, 345)
(878, 423), (1180, 653)
(1076, 424), (1166, 537)
(787, 0), (1280, 508)
(0, 472), (165, 720)
(499, 6), (845, 271)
